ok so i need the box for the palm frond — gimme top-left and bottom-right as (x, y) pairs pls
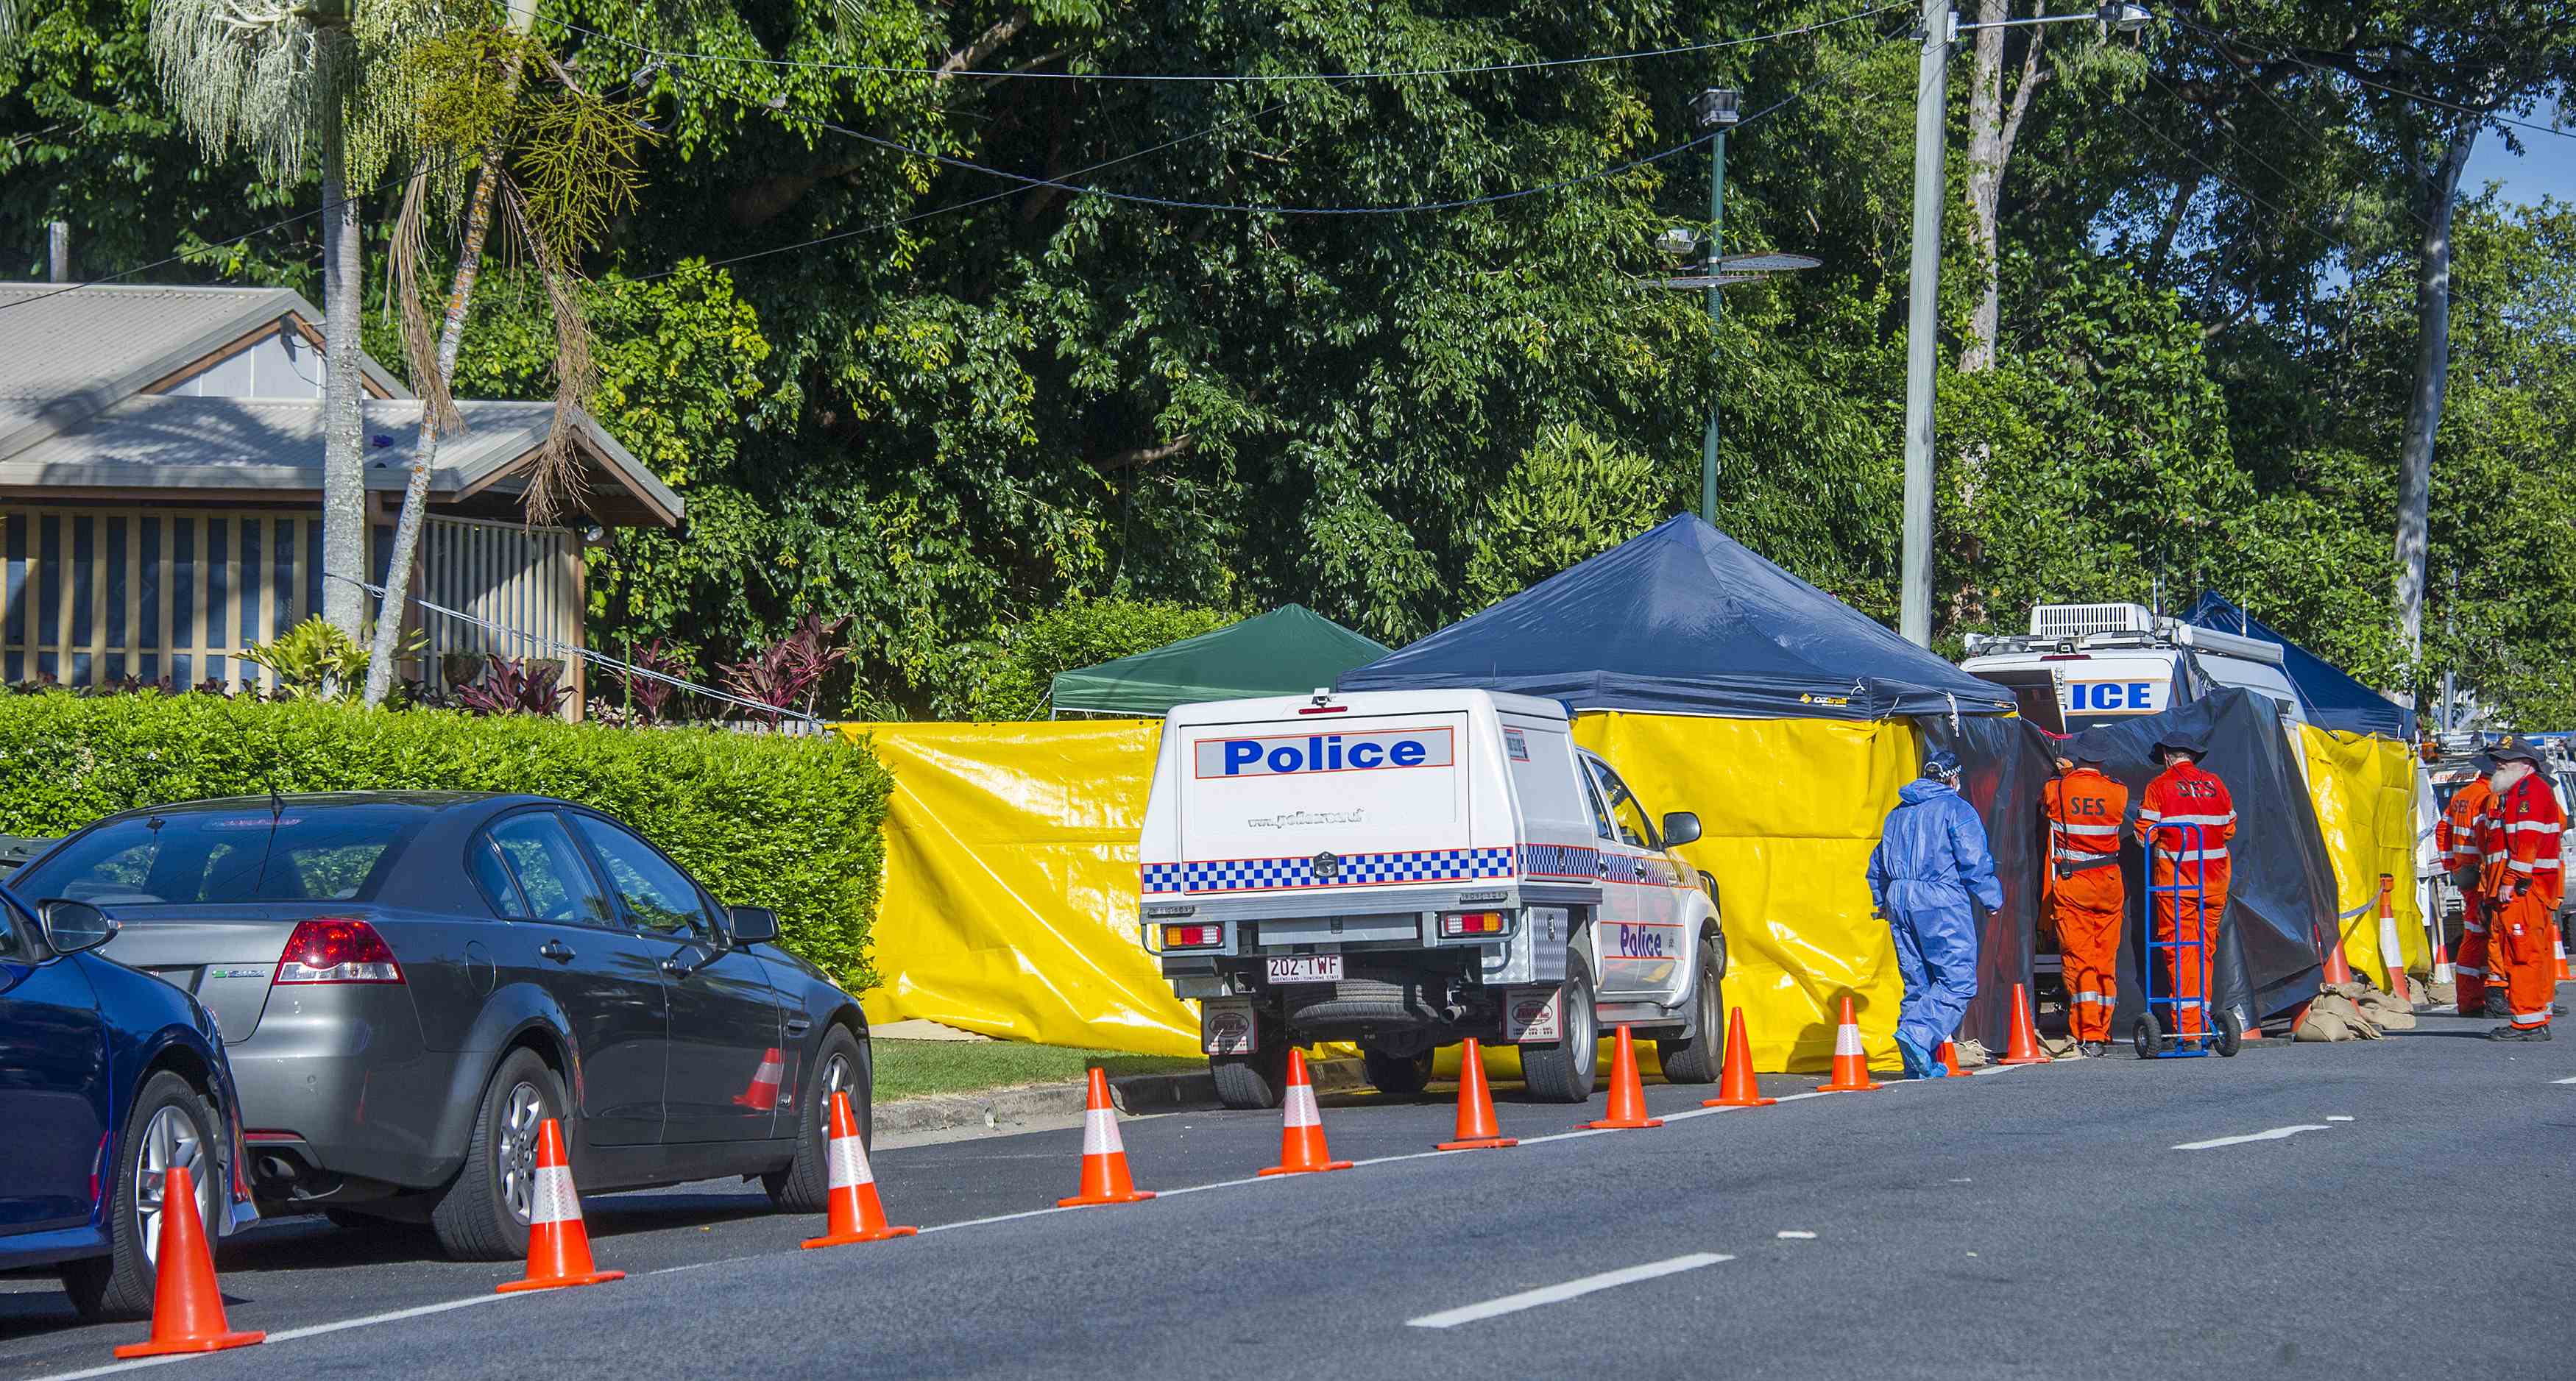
(386, 165), (463, 435)
(498, 174), (595, 528)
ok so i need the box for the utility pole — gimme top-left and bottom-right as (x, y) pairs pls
(1898, 0), (1950, 648)
(46, 222), (68, 283)
(1696, 88), (1740, 526)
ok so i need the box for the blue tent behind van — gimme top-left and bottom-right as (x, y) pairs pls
(1336, 514), (2016, 720)
(2183, 592), (2415, 740)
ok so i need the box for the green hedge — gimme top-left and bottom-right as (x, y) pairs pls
(0, 693), (890, 991)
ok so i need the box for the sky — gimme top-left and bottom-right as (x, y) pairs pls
(2464, 102), (2575, 211)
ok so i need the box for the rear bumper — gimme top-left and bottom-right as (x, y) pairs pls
(227, 995), (470, 1198)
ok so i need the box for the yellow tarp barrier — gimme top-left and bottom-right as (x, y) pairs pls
(2299, 725), (2427, 976)
(838, 720), (1201, 1057)
(841, 713), (1919, 1073)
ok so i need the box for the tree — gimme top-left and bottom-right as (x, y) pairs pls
(147, 0), (447, 647)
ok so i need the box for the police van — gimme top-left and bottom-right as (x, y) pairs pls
(1138, 689), (1723, 1108)
(1959, 603), (2309, 737)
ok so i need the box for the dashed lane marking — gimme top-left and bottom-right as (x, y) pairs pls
(2172, 1124), (2332, 1151)
(1405, 1253), (1733, 1328)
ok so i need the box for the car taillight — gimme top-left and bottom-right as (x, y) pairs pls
(1441, 912), (1507, 938)
(1161, 923), (1222, 949)
(272, 918), (403, 984)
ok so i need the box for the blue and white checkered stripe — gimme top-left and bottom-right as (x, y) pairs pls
(1517, 842), (1604, 878)
(1142, 846), (1514, 895)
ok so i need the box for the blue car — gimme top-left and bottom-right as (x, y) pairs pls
(0, 882), (257, 1319)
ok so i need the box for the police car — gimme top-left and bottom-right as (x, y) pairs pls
(1961, 603), (2309, 736)
(1138, 689), (1724, 1108)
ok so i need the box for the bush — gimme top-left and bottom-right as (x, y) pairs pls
(927, 597), (1234, 720)
(0, 693), (890, 991)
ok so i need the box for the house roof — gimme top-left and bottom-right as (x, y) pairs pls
(0, 283), (408, 455)
(0, 395), (684, 528)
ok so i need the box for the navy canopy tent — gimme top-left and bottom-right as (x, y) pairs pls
(2184, 592), (2415, 739)
(1337, 515), (2017, 720)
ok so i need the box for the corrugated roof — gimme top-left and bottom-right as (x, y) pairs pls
(0, 282), (408, 455)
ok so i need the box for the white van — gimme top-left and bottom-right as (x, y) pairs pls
(1139, 689), (1723, 1107)
(1961, 603), (2310, 737)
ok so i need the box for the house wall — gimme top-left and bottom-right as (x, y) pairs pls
(156, 323), (329, 400)
(418, 514), (585, 717)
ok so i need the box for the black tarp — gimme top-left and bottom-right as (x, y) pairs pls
(1917, 713), (2059, 1054)
(1336, 515), (2017, 720)
(2061, 688), (2337, 1026)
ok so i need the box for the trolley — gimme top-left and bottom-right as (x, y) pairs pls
(2135, 823), (2244, 1059)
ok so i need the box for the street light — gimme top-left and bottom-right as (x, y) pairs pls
(1643, 88), (1818, 526)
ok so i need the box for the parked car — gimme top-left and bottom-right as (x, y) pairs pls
(0, 878), (258, 1320)
(9, 792), (872, 1263)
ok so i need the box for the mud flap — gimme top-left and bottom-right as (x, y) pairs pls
(1203, 998), (1258, 1055)
(1503, 986), (1563, 1043)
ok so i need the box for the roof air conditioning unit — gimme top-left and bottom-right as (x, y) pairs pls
(2030, 603), (2155, 639)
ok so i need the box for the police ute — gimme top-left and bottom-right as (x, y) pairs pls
(1960, 603), (2309, 736)
(1139, 688), (1724, 1108)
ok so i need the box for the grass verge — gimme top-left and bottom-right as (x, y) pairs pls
(871, 1040), (1203, 1101)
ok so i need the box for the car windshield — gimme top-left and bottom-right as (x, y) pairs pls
(15, 803), (425, 905)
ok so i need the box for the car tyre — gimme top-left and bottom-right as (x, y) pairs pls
(1359, 1044), (1434, 1096)
(1521, 961), (1598, 1103)
(59, 1071), (223, 1322)
(1655, 941), (1727, 1084)
(429, 1048), (566, 1263)
(1211, 1033), (1290, 1110)
(764, 1025), (871, 1214)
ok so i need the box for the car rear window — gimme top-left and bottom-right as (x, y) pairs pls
(16, 805), (425, 905)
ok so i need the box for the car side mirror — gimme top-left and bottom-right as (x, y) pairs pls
(1660, 812), (1702, 848)
(721, 905), (779, 945)
(40, 898), (118, 956)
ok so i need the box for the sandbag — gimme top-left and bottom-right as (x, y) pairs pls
(2294, 991), (2382, 1041)
(2352, 985), (2417, 1032)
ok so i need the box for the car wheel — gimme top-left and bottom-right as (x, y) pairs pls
(1359, 1044), (1434, 1096)
(1521, 962), (1598, 1103)
(1656, 942), (1727, 1084)
(764, 1026), (871, 1213)
(429, 1048), (566, 1263)
(60, 1071), (222, 1322)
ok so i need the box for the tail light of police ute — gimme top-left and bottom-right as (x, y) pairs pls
(272, 918), (404, 984)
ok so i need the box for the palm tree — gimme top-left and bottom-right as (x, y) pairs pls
(149, 0), (447, 649)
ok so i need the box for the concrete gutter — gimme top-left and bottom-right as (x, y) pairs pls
(873, 1058), (1367, 1146)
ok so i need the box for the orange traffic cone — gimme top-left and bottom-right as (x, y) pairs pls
(1259, 1051), (1354, 1175)
(802, 1090), (916, 1247)
(1936, 1037), (1971, 1078)
(1701, 1008), (1776, 1109)
(1998, 982), (2051, 1065)
(733, 1047), (785, 1110)
(1436, 1038), (1518, 1151)
(2319, 925), (2357, 986)
(2555, 931), (2572, 981)
(1585, 1025), (1664, 1129)
(111, 1164), (263, 1358)
(2385, 956), (2413, 1006)
(495, 1119), (622, 1293)
(1058, 1068), (1156, 1207)
(2431, 937), (2456, 986)
(1816, 995), (1884, 1092)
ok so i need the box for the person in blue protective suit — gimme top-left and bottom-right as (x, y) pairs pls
(1867, 749), (2003, 1079)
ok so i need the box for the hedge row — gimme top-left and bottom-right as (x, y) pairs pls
(0, 693), (890, 991)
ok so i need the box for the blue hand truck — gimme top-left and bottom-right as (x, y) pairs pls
(2135, 823), (2245, 1059)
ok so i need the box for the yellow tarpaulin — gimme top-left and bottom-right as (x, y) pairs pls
(841, 713), (1919, 1073)
(2299, 725), (2427, 976)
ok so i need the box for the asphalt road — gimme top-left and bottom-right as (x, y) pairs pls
(6, 1005), (2572, 1380)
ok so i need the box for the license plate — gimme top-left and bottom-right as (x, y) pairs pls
(1266, 955), (1342, 985)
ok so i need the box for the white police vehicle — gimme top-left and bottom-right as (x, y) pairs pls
(1139, 689), (1724, 1108)
(1961, 603), (2308, 736)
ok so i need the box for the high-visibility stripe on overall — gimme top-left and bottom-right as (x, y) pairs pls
(2482, 771), (2563, 1032)
(2138, 762), (2236, 1037)
(2456, 777), (2505, 1015)
(2045, 767), (2129, 1044)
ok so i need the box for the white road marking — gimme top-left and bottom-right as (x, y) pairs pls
(2172, 1124), (2332, 1151)
(1404, 1253), (1733, 1329)
(1776, 1230), (1816, 1240)
(34, 1293), (519, 1381)
(2325, 1115), (2354, 1122)
(2555, 1076), (2576, 1084)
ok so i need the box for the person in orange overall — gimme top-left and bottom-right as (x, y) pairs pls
(2135, 731), (2235, 1040)
(2044, 749), (2131, 1057)
(2480, 737), (2562, 1041)
(2437, 756), (2499, 1018)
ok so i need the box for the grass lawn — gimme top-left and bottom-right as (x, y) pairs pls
(871, 1039), (1203, 1101)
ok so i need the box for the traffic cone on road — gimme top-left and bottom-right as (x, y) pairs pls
(496, 1119), (623, 1293)
(2385, 956), (2413, 1006)
(1936, 1037), (1971, 1078)
(1259, 1051), (1354, 1175)
(1816, 995), (1884, 1092)
(802, 1090), (916, 1247)
(1435, 1038), (1518, 1151)
(1058, 1067), (1156, 1207)
(2432, 937), (2455, 986)
(2555, 932), (2572, 981)
(1701, 1009), (1776, 1109)
(1585, 1025), (1664, 1129)
(2318, 925), (2357, 987)
(1998, 983), (2052, 1065)
(732, 1047), (785, 1110)
(110, 1164), (263, 1358)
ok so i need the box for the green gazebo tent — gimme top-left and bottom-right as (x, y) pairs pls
(1048, 605), (1391, 717)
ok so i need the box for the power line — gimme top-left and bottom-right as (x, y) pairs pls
(543, 2), (1904, 85)
(2167, 17), (2575, 143)
(2115, 90), (2362, 260)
